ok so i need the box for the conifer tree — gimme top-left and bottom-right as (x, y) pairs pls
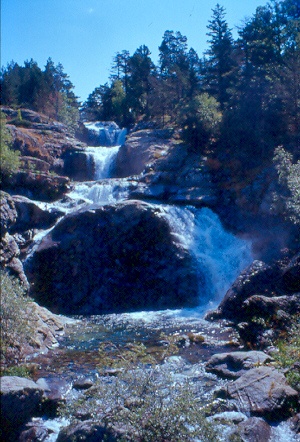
(203, 4), (235, 110)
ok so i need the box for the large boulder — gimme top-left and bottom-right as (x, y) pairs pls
(218, 366), (299, 420)
(214, 260), (279, 321)
(231, 417), (272, 442)
(26, 200), (200, 314)
(206, 351), (273, 379)
(7, 170), (71, 202)
(57, 420), (118, 442)
(208, 254), (300, 323)
(0, 376), (46, 442)
(11, 195), (63, 233)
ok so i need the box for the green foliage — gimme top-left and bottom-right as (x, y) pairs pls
(1, 365), (31, 378)
(0, 112), (20, 181)
(181, 93), (222, 151)
(97, 334), (179, 371)
(273, 316), (300, 391)
(0, 270), (33, 366)
(60, 332), (219, 441)
(273, 146), (300, 224)
(1, 58), (80, 131)
(61, 365), (219, 442)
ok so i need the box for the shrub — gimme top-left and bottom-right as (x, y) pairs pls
(273, 146), (300, 224)
(0, 270), (33, 366)
(273, 315), (300, 391)
(61, 365), (219, 442)
(0, 112), (20, 181)
(60, 335), (219, 441)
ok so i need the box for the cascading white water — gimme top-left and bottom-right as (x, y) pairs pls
(68, 142), (252, 303)
(68, 179), (130, 205)
(85, 145), (120, 180)
(160, 205), (252, 304)
(84, 121), (127, 146)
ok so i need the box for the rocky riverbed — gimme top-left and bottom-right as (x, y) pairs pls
(1, 109), (299, 441)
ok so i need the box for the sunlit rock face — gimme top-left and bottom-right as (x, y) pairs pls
(26, 200), (200, 314)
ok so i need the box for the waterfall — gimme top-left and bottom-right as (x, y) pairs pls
(68, 179), (130, 206)
(160, 205), (252, 304)
(85, 145), (120, 180)
(83, 121), (127, 146)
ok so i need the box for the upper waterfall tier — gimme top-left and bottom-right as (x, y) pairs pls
(83, 121), (127, 146)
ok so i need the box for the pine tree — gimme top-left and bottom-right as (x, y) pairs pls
(203, 4), (235, 110)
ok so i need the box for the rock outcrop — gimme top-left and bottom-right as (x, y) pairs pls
(1, 107), (87, 201)
(0, 376), (46, 442)
(206, 351), (273, 379)
(0, 191), (63, 283)
(26, 200), (200, 314)
(217, 366), (299, 420)
(116, 129), (216, 207)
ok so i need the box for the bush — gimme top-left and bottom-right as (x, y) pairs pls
(273, 315), (300, 391)
(61, 364), (219, 442)
(0, 112), (20, 181)
(180, 93), (222, 152)
(60, 336), (220, 441)
(0, 270), (33, 366)
(273, 146), (300, 224)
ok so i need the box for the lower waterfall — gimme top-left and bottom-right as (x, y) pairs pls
(60, 144), (252, 309)
(160, 205), (252, 305)
(85, 145), (120, 180)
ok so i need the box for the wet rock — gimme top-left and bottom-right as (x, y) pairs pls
(280, 252), (300, 293)
(218, 366), (299, 420)
(231, 417), (272, 442)
(57, 420), (118, 442)
(7, 170), (70, 202)
(242, 293), (300, 319)
(18, 424), (50, 442)
(26, 200), (200, 314)
(11, 195), (63, 232)
(208, 251), (300, 324)
(214, 260), (279, 321)
(289, 413), (300, 433)
(0, 376), (45, 442)
(37, 376), (73, 416)
(206, 351), (273, 379)
(73, 378), (94, 390)
(63, 150), (92, 180)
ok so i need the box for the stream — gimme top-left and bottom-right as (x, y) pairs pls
(24, 124), (297, 441)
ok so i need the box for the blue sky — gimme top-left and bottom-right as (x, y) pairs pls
(2, 0), (267, 103)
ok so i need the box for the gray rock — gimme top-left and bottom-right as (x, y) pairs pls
(219, 366), (299, 419)
(0, 191), (17, 234)
(243, 293), (300, 318)
(0, 376), (45, 442)
(73, 378), (94, 390)
(206, 351), (273, 379)
(19, 424), (50, 442)
(216, 260), (279, 320)
(57, 420), (118, 442)
(27, 200), (200, 314)
(11, 195), (63, 233)
(232, 417), (272, 442)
